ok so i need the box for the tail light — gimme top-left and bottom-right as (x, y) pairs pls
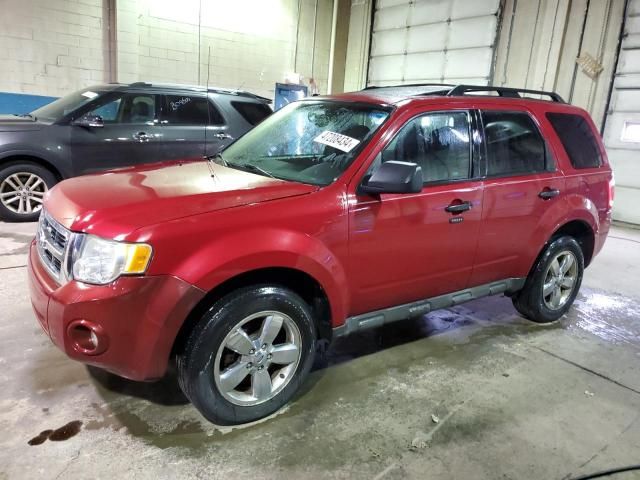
(608, 175), (615, 209)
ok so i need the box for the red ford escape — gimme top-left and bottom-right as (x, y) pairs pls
(28, 85), (613, 425)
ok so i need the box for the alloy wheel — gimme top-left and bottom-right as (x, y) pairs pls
(213, 310), (302, 406)
(542, 250), (578, 310)
(0, 172), (47, 215)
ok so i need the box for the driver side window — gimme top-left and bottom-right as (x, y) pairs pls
(87, 93), (157, 125)
(380, 111), (472, 184)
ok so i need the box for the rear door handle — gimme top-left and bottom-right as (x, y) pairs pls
(133, 131), (151, 142)
(445, 201), (472, 213)
(213, 132), (233, 140)
(539, 188), (560, 200)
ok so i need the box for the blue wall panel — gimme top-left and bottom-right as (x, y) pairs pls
(0, 92), (57, 115)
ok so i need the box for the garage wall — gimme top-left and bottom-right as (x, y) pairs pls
(116, 0), (333, 100)
(603, 0), (640, 224)
(0, 0), (108, 97)
(0, 0), (334, 101)
(367, 0), (501, 86)
(494, 0), (625, 129)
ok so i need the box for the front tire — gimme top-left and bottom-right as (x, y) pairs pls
(0, 162), (57, 222)
(512, 236), (584, 323)
(177, 285), (316, 425)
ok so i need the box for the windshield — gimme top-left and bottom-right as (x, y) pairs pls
(220, 101), (391, 186)
(31, 89), (105, 122)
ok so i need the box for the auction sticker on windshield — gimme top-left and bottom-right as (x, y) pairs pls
(314, 131), (361, 153)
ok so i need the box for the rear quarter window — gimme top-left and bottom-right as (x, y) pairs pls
(231, 101), (272, 126)
(546, 112), (602, 169)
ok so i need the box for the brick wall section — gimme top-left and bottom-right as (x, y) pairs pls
(117, 0), (333, 100)
(0, 0), (106, 97)
(0, 0), (333, 100)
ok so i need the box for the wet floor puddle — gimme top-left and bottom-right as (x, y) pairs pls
(28, 420), (83, 446)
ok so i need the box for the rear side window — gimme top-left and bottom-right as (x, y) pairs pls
(482, 111), (546, 176)
(546, 112), (602, 169)
(162, 95), (224, 125)
(231, 101), (272, 125)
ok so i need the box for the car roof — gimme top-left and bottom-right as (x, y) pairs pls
(87, 82), (272, 104)
(318, 84), (582, 112)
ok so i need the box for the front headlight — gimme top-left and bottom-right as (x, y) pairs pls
(71, 234), (153, 285)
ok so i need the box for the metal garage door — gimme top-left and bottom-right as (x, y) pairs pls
(603, 0), (640, 224)
(368, 0), (501, 86)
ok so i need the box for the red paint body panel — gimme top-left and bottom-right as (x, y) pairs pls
(28, 241), (205, 380)
(27, 92), (613, 380)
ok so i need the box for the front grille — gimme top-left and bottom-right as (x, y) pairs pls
(36, 212), (71, 283)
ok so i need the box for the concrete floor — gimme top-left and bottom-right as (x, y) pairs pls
(1, 222), (640, 480)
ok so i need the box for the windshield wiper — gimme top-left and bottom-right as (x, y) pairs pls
(13, 113), (37, 120)
(207, 152), (227, 166)
(226, 161), (276, 179)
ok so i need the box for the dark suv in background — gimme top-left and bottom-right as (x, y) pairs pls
(0, 82), (272, 221)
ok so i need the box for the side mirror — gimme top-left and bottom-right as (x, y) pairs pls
(359, 161), (423, 195)
(72, 114), (104, 128)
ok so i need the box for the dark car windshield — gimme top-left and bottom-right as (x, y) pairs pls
(31, 89), (105, 122)
(219, 101), (391, 186)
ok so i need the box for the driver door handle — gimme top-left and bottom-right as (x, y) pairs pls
(133, 131), (151, 142)
(539, 188), (560, 200)
(445, 201), (472, 213)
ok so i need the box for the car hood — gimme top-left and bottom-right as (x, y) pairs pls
(0, 115), (46, 132)
(44, 159), (318, 236)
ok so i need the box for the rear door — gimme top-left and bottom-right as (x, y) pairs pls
(348, 108), (484, 314)
(469, 108), (565, 286)
(158, 93), (230, 160)
(69, 91), (163, 174)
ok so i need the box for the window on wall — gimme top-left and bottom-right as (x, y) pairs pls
(379, 111), (472, 184)
(162, 95), (224, 125)
(482, 111), (546, 176)
(546, 112), (602, 169)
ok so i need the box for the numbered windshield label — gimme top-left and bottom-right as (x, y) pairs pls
(313, 131), (361, 153)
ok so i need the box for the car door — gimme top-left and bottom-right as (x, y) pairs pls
(69, 91), (163, 174)
(348, 109), (484, 315)
(468, 108), (566, 286)
(158, 93), (231, 160)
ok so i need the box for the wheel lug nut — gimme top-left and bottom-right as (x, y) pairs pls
(249, 349), (255, 354)
(267, 354), (272, 359)
(246, 362), (253, 369)
(261, 344), (267, 350)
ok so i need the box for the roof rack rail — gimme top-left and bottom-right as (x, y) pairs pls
(446, 85), (566, 103)
(364, 83), (454, 90)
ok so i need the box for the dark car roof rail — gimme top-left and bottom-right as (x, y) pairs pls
(124, 82), (272, 104)
(363, 83), (455, 90)
(445, 84), (566, 103)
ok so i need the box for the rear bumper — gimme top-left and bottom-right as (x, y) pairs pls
(27, 241), (205, 381)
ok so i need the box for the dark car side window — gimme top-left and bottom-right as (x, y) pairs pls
(231, 101), (272, 126)
(546, 112), (602, 169)
(162, 95), (224, 125)
(87, 93), (157, 124)
(482, 111), (546, 176)
(379, 111), (472, 184)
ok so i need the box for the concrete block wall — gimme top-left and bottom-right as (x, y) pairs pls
(117, 0), (334, 100)
(0, 0), (107, 97)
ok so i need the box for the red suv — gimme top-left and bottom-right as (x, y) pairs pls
(28, 85), (613, 425)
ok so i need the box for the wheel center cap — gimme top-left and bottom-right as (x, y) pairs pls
(254, 352), (266, 365)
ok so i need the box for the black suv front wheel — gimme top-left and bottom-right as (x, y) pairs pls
(513, 236), (584, 323)
(0, 162), (56, 222)
(177, 285), (317, 425)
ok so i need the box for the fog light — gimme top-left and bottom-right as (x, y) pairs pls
(67, 320), (108, 355)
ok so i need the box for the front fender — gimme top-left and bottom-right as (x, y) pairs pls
(169, 227), (349, 327)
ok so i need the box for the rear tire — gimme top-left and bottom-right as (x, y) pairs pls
(0, 162), (57, 222)
(512, 236), (584, 323)
(176, 285), (316, 425)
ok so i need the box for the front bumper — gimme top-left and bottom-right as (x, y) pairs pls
(27, 241), (205, 381)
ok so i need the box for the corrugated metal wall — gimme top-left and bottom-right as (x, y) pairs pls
(494, 0), (625, 129)
(367, 0), (501, 86)
(603, 0), (640, 224)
